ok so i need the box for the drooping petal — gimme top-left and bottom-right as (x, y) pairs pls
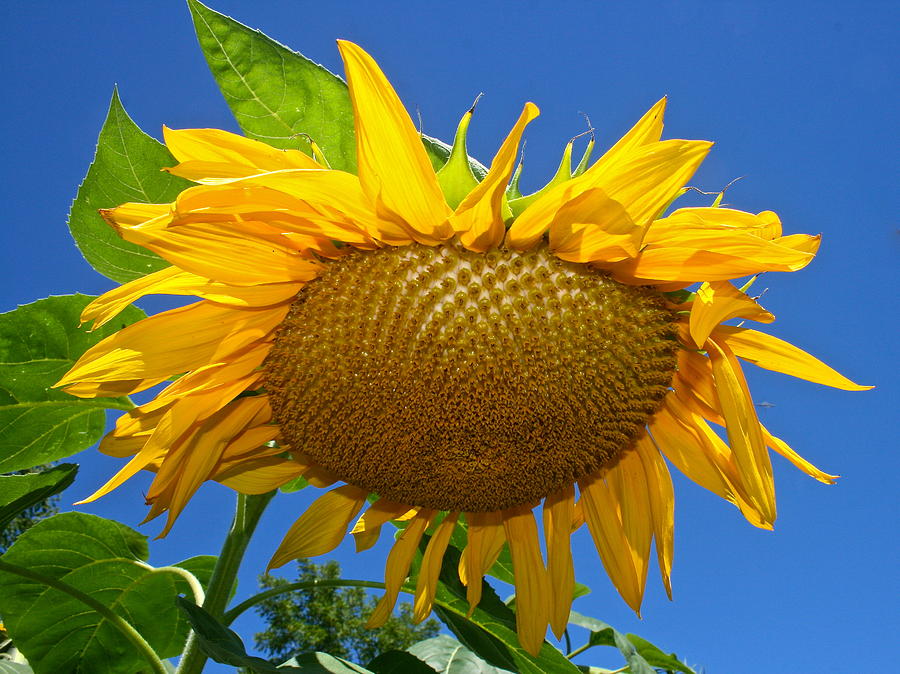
(714, 326), (872, 391)
(367, 509), (435, 628)
(337, 40), (452, 243)
(459, 511), (505, 615)
(633, 434), (675, 598)
(543, 485), (576, 638)
(688, 281), (774, 348)
(761, 425), (839, 484)
(579, 469), (643, 614)
(651, 398), (771, 529)
(215, 456), (305, 494)
(57, 302), (287, 397)
(707, 338), (776, 525)
(268, 485), (369, 569)
(81, 266), (302, 329)
(414, 512), (459, 623)
(456, 103), (540, 252)
(502, 506), (550, 656)
(150, 395), (273, 535)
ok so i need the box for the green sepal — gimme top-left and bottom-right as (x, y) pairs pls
(507, 140), (573, 218)
(571, 134), (595, 177)
(436, 109), (480, 209)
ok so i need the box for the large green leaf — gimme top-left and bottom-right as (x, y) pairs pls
(187, 0), (357, 173)
(187, 0), (490, 180)
(0, 464), (76, 531)
(567, 611), (696, 674)
(175, 597), (291, 672)
(0, 295), (145, 473)
(68, 89), (190, 283)
(407, 635), (508, 674)
(0, 513), (207, 673)
(428, 542), (580, 674)
(366, 649), (438, 674)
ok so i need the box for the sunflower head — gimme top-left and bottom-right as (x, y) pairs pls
(56, 40), (869, 656)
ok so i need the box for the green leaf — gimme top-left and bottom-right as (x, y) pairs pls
(567, 612), (655, 674)
(0, 512), (198, 673)
(0, 295), (145, 473)
(279, 474), (309, 493)
(68, 89), (191, 283)
(429, 542), (580, 674)
(176, 596), (291, 672)
(367, 649), (438, 674)
(407, 635), (508, 673)
(0, 464), (76, 531)
(282, 653), (375, 673)
(624, 634), (696, 674)
(187, 0), (357, 173)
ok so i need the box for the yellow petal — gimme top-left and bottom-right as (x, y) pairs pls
(651, 399), (770, 528)
(714, 326), (872, 391)
(456, 103), (540, 252)
(707, 339), (776, 524)
(57, 302), (286, 397)
(215, 456), (305, 494)
(337, 40), (452, 243)
(587, 97), (667, 171)
(117, 219), (323, 286)
(509, 138), (710, 251)
(176, 173), (382, 246)
(414, 512), (459, 623)
(548, 187), (642, 263)
(761, 424), (839, 484)
(688, 281), (774, 348)
(502, 506), (549, 657)
(151, 396), (271, 535)
(82, 266), (301, 330)
(163, 126), (321, 181)
(459, 511), (505, 615)
(633, 434), (675, 598)
(610, 228), (819, 284)
(351, 499), (415, 552)
(102, 202), (171, 227)
(667, 207), (783, 240)
(268, 485), (368, 569)
(367, 510), (435, 628)
(579, 469), (643, 614)
(543, 486), (575, 638)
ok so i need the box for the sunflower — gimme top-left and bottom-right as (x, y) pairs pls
(57, 41), (868, 655)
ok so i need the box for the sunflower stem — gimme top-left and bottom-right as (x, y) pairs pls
(565, 642), (593, 659)
(176, 490), (274, 674)
(223, 578), (393, 625)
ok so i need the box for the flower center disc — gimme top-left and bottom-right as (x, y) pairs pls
(265, 243), (678, 512)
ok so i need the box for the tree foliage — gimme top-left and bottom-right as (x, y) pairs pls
(253, 559), (441, 664)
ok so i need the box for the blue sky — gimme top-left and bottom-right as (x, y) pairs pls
(2, 2), (897, 672)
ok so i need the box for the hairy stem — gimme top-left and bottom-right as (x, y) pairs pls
(176, 490), (274, 674)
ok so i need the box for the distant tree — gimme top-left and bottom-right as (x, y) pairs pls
(253, 559), (441, 665)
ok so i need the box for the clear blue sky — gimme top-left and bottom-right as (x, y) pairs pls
(2, 2), (897, 672)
